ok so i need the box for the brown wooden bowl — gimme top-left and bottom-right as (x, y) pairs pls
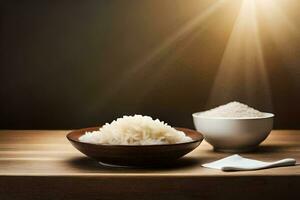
(67, 127), (203, 167)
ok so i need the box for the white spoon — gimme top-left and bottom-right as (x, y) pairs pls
(222, 158), (296, 171)
(202, 154), (297, 171)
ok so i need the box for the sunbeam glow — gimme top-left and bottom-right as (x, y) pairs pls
(207, 0), (298, 110)
(92, 0), (298, 112)
(95, 0), (227, 110)
(257, 0), (300, 61)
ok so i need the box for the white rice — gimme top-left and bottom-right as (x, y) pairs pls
(198, 101), (266, 118)
(79, 115), (192, 145)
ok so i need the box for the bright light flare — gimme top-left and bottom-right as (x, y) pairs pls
(256, 0), (300, 61)
(90, 0), (298, 111)
(207, 0), (273, 109)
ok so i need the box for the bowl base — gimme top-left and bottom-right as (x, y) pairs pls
(214, 146), (257, 153)
(99, 161), (134, 168)
(98, 161), (177, 168)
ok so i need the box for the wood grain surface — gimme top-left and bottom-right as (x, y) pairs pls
(0, 130), (299, 200)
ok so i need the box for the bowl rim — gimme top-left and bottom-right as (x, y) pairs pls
(192, 112), (274, 120)
(66, 127), (203, 147)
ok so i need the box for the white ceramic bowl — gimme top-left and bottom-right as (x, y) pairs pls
(192, 112), (274, 152)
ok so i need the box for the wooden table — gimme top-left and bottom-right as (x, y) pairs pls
(0, 130), (299, 200)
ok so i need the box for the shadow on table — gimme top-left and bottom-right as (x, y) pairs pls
(67, 156), (201, 172)
(252, 144), (298, 154)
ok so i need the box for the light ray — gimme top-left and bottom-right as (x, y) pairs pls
(94, 0), (228, 110)
(207, 0), (273, 110)
(257, 0), (300, 64)
(136, 24), (211, 105)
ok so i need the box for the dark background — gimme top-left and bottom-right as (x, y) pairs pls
(1, 0), (300, 129)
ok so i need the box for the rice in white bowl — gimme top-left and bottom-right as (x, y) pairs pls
(79, 115), (192, 145)
(198, 101), (266, 118)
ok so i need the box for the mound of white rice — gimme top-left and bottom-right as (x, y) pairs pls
(79, 115), (192, 145)
(199, 101), (266, 118)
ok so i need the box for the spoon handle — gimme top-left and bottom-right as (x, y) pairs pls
(221, 158), (296, 171)
(267, 158), (296, 168)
